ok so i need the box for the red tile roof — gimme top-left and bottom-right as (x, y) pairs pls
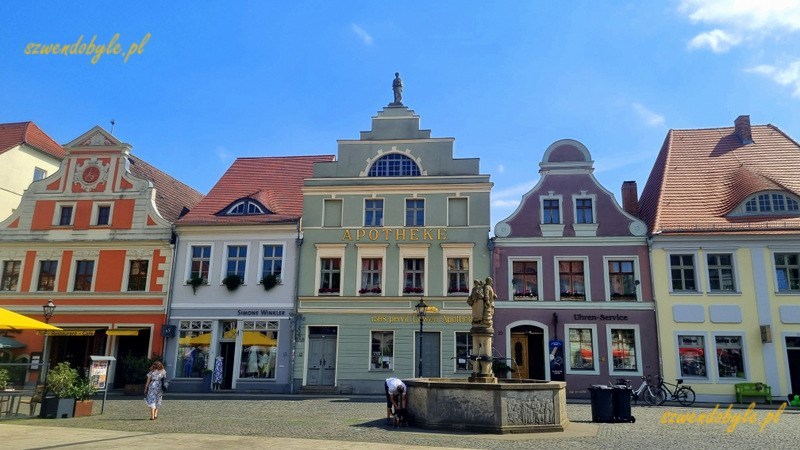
(639, 121), (800, 235)
(128, 154), (205, 223)
(0, 121), (66, 159)
(178, 155), (335, 226)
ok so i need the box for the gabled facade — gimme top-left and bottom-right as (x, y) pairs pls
(0, 122), (66, 221)
(0, 126), (202, 387)
(295, 102), (492, 394)
(167, 155), (333, 393)
(639, 116), (800, 402)
(492, 139), (657, 398)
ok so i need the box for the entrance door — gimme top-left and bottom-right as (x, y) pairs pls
(510, 326), (546, 380)
(113, 333), (150, 389)
(219, 342), (235, 389)
(307, 327), (337, 386)
(414, 331), (440, 377)
(787, 337), (800, 395)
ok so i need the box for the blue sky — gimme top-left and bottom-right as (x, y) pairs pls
(2, 1), (800, 230)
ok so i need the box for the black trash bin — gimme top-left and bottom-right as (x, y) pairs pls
(612, 386), (635, 423)
(588, 385), (614, 423)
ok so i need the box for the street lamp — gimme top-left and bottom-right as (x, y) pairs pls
(415, 297), (428, 378)
(41, 299), (56, 383)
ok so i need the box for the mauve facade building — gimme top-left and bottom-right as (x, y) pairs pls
(491, 139), (658, 398)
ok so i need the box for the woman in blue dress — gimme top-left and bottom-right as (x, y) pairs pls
(144, 361), (167, 420)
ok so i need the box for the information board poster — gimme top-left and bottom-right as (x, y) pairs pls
(90, 360), (109, 389)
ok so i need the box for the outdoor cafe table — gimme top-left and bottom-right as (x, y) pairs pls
(0, 389), (25, 417)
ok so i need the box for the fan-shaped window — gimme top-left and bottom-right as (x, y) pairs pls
(740, 192), (799, 215)
(219, 199), (268, 216)
(368, 154), (420, 177)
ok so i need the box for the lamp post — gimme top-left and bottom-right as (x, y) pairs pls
(415, 297), (428, 378)
(41, 299), (56, 382)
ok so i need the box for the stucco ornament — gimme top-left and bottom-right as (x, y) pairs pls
(74, 158), (110, 192)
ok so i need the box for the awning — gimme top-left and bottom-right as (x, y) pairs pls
(106, 329), (142, 336)
(0, 336), (26, 349)
(0, 307), (62, 331)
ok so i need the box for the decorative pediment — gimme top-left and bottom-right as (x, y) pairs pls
(64, 126), (130, 151)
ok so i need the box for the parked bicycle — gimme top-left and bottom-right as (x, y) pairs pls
(655, 376), (696, 406)
(614, 376), (665, 406)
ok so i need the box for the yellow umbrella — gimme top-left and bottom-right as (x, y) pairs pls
(242, 331), (276, 347)
(179, 332), (212, 346)
(0, 307), (62, 331)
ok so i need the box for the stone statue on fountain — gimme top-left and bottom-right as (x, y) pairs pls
(467, 277), (498, 381)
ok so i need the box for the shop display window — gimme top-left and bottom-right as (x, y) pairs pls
(371, 331), (394, 370)
(678, 334), (708, 378)
(239, 320), (279, 379)
(176, 320), (213, 378)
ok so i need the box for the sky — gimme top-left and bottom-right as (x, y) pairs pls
(2, 1), (800, 231)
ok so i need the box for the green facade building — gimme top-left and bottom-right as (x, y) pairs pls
(294, 102), (492, 394)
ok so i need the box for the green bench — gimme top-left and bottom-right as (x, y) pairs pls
(735, 382), (772, 404)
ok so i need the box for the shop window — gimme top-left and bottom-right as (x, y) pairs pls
(511, 260), (538, 300)
(678, 334), (708, 378)
(1, 260), (21, 291)
(239, 320), (279, 379)
(609, 327), (639, 373)
(364, 199), (384, 227)
(558, 260), (585, 301)
(714, 335), (746, 380)
(226, 245), (248, 279)
(608, 260), (636, 300)
(73, 260), (95, 291)
(127, 260), (149, 291)
(37, 260), (58, 291)
(775, 253), (800, 292)
(405, 199), (425, 226)
(261, 244), (283, 278)
(360, 258), (382, 294)
(403, 258), (424, 294)
(371, 331), (394, 370)
(670, 254), (697, 291)
(189, 245), (211, 281)
(567, 327), (596, 372)
(176, 320), (213, 378)
(455, 332), (472, 372)
(447, 258), (469, 294)
(707, 253), (736, 292)
(319, 258), (341, 294)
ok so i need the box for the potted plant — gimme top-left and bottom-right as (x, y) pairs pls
(188, 275), (207, 294)
(41, 362), (78, 419)
(70, 377), (97, 417)
(222, 274), (243, 291)
(0, 368), (9, 390)
(121, 354), (156, 396)
(261, 273), (281, 291)
(492, 358), (514, 379)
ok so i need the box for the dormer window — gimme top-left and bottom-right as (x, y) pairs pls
(732, 192), (800, 216)
(219, 198), (268, 216)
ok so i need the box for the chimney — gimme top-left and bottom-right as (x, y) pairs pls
(734, 115), (753, 145)
(621, 181), (639, 216)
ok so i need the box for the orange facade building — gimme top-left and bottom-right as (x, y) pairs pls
(0, 126), (202, 388)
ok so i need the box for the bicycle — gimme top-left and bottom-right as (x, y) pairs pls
(614, 376), (665, 406)
(655, 376), (696, 406)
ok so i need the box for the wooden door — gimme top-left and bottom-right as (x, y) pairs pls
(511, 333), (529, 379)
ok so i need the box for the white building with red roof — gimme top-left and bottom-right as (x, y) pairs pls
(167, 154), (333, 393)
(639, 115), (800, 402)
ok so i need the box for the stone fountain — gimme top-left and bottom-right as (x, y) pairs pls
(405, 278), (569, 434)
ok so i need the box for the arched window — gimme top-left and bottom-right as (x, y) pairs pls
(218, 199), (268, 216)
(739, 192), (800, 215)
(368, 154), (420, 177)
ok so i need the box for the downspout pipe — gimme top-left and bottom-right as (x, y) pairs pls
(290, 218), (303, 394)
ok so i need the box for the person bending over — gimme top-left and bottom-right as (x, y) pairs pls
(385, 377), (407, 421)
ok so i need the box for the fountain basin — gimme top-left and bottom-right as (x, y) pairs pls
(406, 378), (568, 434)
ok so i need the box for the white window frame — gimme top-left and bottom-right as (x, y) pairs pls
(398, 244), (429, 296)
(69, 256), (98, 292)
(454, 331), (472, 372)
(666, 250), (701, 294)
(540, 194), (563, 224)
(315, 244), (346, 296)
(0, 255), (25, 292)
(405, 197), (426, 227)
(554, 256), (590, 302)
(565, 324), (600, 375)
(222, 243), (251, 285)
(603, 256), (641, 302)
(363, 197), (384, 227)
(508, 257), (542, 301)
(705, 251), (739, 294)
(32, 255), (61, 292)
(369, 330), (395, 371)
(54, 202), (76, 226)
(442, 244), (473, 296)
(606, 324), (643, 377)
(33, 167), (47, 181)
(772, 249), (800, 293)
(674, 331), (712, 382)
(92, 202), (114, 226)
(572, 193), (597, 224)
(710, 331), (748, 383)
(356, 244), (387, 296)
(257, 242), (285, 282)
(184, 243), (214, 284)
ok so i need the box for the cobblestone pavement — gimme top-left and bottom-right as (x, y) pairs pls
(3, 395), (799, 449)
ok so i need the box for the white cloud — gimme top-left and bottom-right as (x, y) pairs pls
(491, 199), (521, 209)
(496, 164), (505, 174)
(747, 60), (800, 96)
(687, 29), (741, 52)
(351, 24), (373, 45)
(631, 102), (665, 127)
